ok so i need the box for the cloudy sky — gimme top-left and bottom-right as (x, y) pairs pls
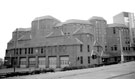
(0, 0), (135, 59)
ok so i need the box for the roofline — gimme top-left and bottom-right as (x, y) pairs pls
(33, 15), (61, 22)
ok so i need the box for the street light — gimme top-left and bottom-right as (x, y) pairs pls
(119, 29), (124, 63)
(13, 28), (18, 72)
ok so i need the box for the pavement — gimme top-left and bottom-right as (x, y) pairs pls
(2, 61), (135, 79)
(0, 67), (37, 73)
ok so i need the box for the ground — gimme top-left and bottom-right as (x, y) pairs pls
(1, 61), (135, 79)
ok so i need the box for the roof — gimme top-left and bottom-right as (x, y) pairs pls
(60, 37), (83, 45)
(73, 26), (94, 35)
(13, 28), (31, 32)
(108, 23), (126, 27)
(123, 52), (135, 56)
(93, 41), (102, 47)
(102, 51), (135, 58)
(46, 36), (83, 46)
(101, 52), (111, 57)
(91, 49), (104, 57)
(18, 33), (32, 41)
(8, 39), (14, 44)
(56, 19), (92, 26)
(34, 15), (61, 22)
(45, 38), (63, 46)
(46, 28), (64, 38)
(29, 36), (47, 47)
(89, 16), (105, 21)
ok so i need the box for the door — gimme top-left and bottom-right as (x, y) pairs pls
(49, 57), (57, 68)
(20, 58), (26, 68)
(38, 57), (46, 68)
(29, 57), (36, 67)
(60, 56), (69, 68)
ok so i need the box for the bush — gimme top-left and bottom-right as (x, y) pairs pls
(0, 73), (7, 78)
(40, 69), (47, 73)
(88, 64), (95, 68)
(6, 72), (20, 77)
(5, 71), (31, 78)
(31, 70), (41, 74)
(61, 67), (72, 71)
(61, 66), (87, 71)
(18, 71), (30, 76)
(46, 68), (55, 72)
(30, 68), (54, 74)
(2, 68), (55, 78)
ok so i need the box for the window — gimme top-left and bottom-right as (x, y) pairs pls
(92, 55), (97, 59)
(128, 41), (130, 44)
(31, 48), (33, 54)
(44, 47), (46, 53)
(87, 45), (90, 52)
(97, 47), (100, 52)
(111, 47), (113, 51)
(128, 47), (130, 51)
(13, 49), (15, 55)
(133, 47), (135, 51)
(126, 47), (128, 50)
(88, 56), (90, 64)
(6, 50), (8, 55)
(77, 57), (79, 61)
(28, 48), (31, 54)
(20, 48), (22, 54)
(41, 48), (43, 53)
(80, 45), (83, 52)
(80, 56), (83, 64)
(25, 48), (27, 54)
(113, 27), (116, 34)
(123, 47), (125, 51)
(114, 45), (117, 51)
(16, 49), (18, 55)
(105, 46), (107, 51)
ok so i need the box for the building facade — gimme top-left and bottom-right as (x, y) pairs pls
(89, 16), (107, 53)
(113, 12), (135, 45)
(106, 24), (135, 63)
(5, 16), (107, 68)
(5, 13), (135, 69)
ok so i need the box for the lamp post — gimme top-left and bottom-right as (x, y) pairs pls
(14, 28), (18, 72)
(119, 29), (124, 63)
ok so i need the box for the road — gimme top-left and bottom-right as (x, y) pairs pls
(3, 61), (135, 79)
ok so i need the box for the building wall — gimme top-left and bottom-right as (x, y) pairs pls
(89, 17), (107, 52)
(106, 25), (130, 55)
(113, 12), (135, 45)
(7, 30), (31, 49)
(5, 16), (107, 68)
(113, 12), (125, 25)
(60, 23), (81, 35)
(74, 33), (103, 66)
(31, 18), (60, 38)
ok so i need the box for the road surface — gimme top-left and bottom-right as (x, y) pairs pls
(3, 61), (135, 79)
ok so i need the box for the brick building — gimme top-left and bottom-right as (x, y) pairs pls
(5, 16), (107, 68)
(5, 13), (135, 69)
(106, 23), (135, 63)
(113, 12), (135, 45)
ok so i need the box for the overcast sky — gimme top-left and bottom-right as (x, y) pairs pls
(0, 0), (135, 59)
